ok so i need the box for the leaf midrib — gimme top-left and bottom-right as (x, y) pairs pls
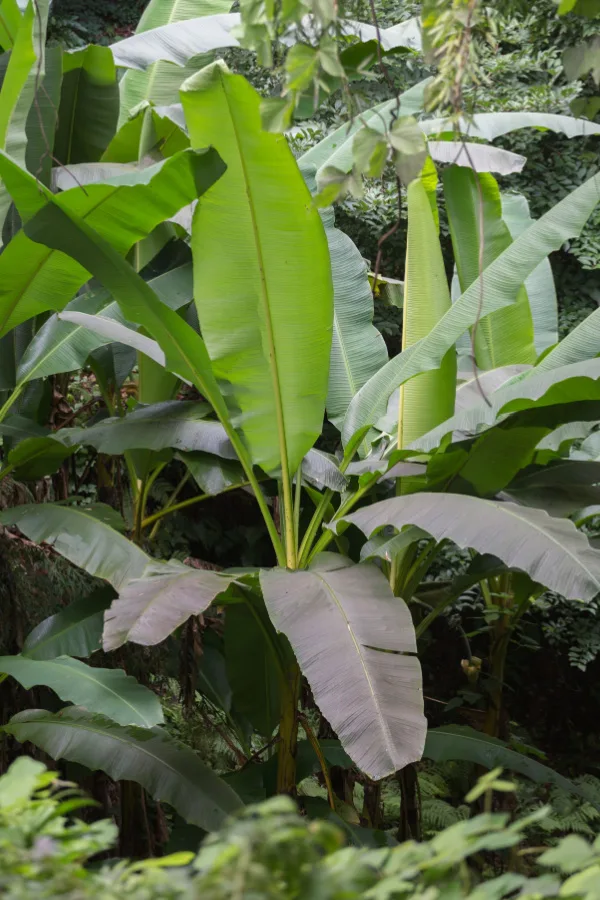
(314, 571), (397, 767)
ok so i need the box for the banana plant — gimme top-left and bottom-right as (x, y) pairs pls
(1, 57), (600, 816)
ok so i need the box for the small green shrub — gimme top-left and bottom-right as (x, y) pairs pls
(5, 755), (600, 899)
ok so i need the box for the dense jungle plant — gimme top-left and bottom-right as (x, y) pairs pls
(4, 755), (600, 900)
(0, 0), (600, 842)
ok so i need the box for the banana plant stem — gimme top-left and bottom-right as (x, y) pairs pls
(304, 472), (380, 566)
(0, 383), (23, 425)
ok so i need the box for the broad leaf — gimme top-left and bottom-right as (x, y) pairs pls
(0, 503), (150, 589)
(342, 172), (600, 444)
(103, 561), (235, 651)
(22, 201), (233, 430)
(421, 112), (600, 140)
(118, 0), (233, 126)
(111, 12), (240, 70)
(182, 61), (333, 475)
(0, 656), (163, 726)
(443, 166), (536, 368)
(15, 265), (193, 386)
(4, 434), (74, 480)
(54, 45), (119, 165)
(179, 450), (247, 495)
(301, 448), (347, 492)
(302, 169), (388, 431)
(425, 725), (599, 806)
(4, 708), (242, 830)
(0, 148), (224, 336)
(225, 600), (281, 737)
(330, 493), (600, 600)
(57, 401), (236, 458)
(414, 358), (600, 452)
(260, 564), (425, 780)
(22, 587), (115, 660)
(455, 364), (532, 412)
(298, 79), (429, 178)
(0, 0), (48, 234)
(534, 305), (600, 372)
(57, 312), (170, 372)
(399, 177), (455, 447)
(501, 192), (558, 356)
(428, 142), (526, 174)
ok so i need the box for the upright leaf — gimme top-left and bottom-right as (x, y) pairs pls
(182, 61), (333, 475)
(342, 173), (600, 444)
(302, 168), (388, 430)
(260, 564), (425, 780)
(4, 708), (242, 830)
(54, 45), (119, 165)
(443, 166), (536, 369)
(398, 177), (455, 447)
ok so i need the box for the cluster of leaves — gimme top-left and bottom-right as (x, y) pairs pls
(7, 755), (600, 900)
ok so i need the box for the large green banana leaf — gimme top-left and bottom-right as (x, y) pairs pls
(182, 61), (333, 476)
(398, 177), (455, 448)
(0, 503), (150, 589)
(22, 587), (115, 660)
(0, 148), (222, 336)
(341, 172), (600, 446)
(14, 265), (193, 388)
(501, 192), (558, 356)
(443, 166), (536, 369)
(4, 708), (242, 830)
(261, 562), (425, 780)
(330, 492), (600, 600)
(103, 102), (190, 163)
(0, 0), (21, 50)
(0, 0), (48, 234)
(22, 202), (233, 429)
(119, 0), (233, 126)
(0, 656), (163, 727)
(54, 45), (119, 165)
(302, 169), (388, 430)
(530, 304), (600, 372)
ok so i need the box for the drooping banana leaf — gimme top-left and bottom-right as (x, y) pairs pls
(443, 166), (536, 369)
(421, 111), (600, 140)
(260, 562), (425, 780)
(330, 492), (600, 600)
(103, 103), (190, 163)
(424, 725), (600, 807)
(0, 148), (223, 336)
(182, 61), (333, 476)
(118, 0), (233, 127)
(0, 656), (163, 727)
(22, 586), (115, 660)
(103, 561), (235, 650)
(0, 503), (150, 589)
(4, 708), (242, 830)
(341, 172), (600, 446)
(413, 358), (600, 451)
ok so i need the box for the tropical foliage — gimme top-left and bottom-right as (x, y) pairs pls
(0, 0), (599, 873)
